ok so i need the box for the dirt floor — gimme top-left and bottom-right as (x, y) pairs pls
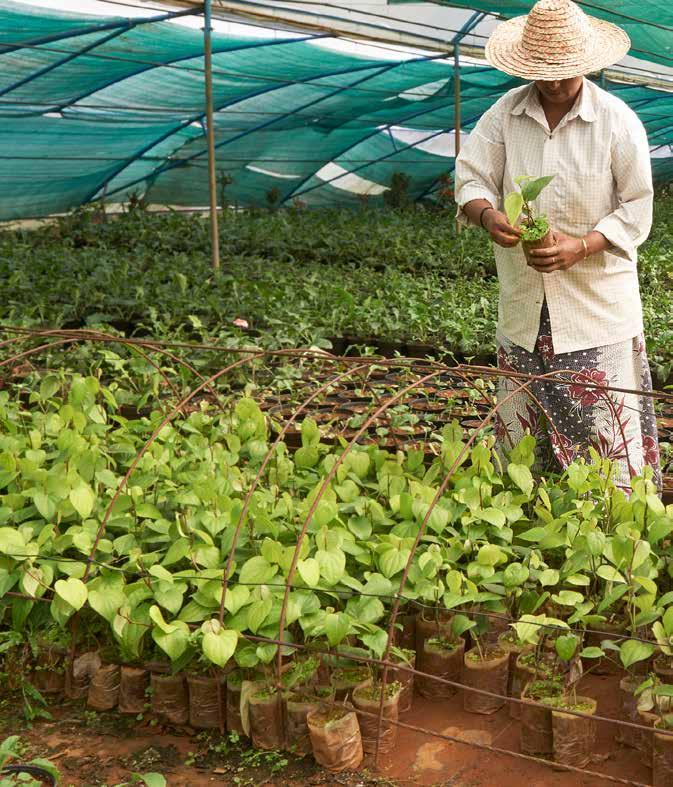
(1, 671), (651, 787)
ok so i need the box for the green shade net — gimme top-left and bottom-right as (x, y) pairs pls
(0, 0), (671, 218)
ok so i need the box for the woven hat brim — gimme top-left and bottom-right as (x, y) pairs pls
(485, 15), (631, 80)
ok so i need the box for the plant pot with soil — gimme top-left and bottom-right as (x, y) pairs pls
(65, 650), (102, 700)
(389, 647), (415, 713)
(616, 674), (643, 749)
(633, 673), (673, 767)
(503, 174), (555, 265)
(498, 631), (533, 719)
(417, 636), (465, 700)
(414, 607), (454, 660)
(226, 670), (246, 735)
(30, 636), (68, 697)
(462, 644), (510, 715)
(186, 661), (227, 730)
(352, 681), (402, 755)
(520, 676), (565, 756)
(654, 655), (673, 683)
(249, 686), (285, 750)
(151, 671), (189, 726)
(87, 661), (121, 712)
(118, 664), (150, 715)
(612, 639), (659, 750)
(307, 706), (364, 772)
(653, 714), (673, 786)
(285, 685), (334, 756)
(544, 694), (598, 768)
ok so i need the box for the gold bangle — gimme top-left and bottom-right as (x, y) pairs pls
(581, 238), (589, 259)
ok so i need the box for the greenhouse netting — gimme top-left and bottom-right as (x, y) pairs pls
(1, 0), (672, 219)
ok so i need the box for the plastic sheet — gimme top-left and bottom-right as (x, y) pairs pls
(87, 663), (120, 711)
(151, 673), (189, 725)
(307, 708), (363, 772)
(417, 639), (464, 700)
(462, 648), (509, 715)
(551, 698), (597, 768)
(187, 674), (226, 730)
(118, 666), (149, 715)
(353, 685), (400, 755)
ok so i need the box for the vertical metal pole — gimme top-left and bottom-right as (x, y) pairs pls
(454, 41), (461, 160)
(454, 41), (462, 232)
(204, 0), (220, 270)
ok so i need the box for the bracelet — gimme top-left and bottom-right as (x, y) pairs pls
(581, 237), (589, 259)
(479, 206), (494, 229)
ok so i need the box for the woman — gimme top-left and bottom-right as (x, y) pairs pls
(455, 0), (661, 490)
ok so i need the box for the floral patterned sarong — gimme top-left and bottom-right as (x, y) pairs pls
(495, 302), (661, 491)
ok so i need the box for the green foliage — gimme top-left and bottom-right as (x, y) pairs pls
(0, 365), (669, 681)
(1, 201), (673, 687)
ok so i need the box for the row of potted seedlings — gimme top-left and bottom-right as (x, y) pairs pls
(26, 606), (673, 782)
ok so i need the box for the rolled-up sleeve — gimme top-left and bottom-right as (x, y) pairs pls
(455, 106), (506, 225)
(593, 110), (653, 262)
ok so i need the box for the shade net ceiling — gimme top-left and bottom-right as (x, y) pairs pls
(1, 0), (672, 219)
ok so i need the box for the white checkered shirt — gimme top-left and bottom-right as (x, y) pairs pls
(455, 78), (653, 354)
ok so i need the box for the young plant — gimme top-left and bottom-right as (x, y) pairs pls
(504, 175), (555, 242)
(635, 674), (673, 723)
(652, 605), (673, 670)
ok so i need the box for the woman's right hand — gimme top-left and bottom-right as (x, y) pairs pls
(483, 209), (522, 248)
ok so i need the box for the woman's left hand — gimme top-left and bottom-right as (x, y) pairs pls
(527, 231), (584, 273)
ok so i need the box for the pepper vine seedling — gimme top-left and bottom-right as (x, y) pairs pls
(504, 175), (555, 243)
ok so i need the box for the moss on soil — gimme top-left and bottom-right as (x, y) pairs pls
(427, 637), (460, 654)
(356, 681), (401, 702)
(526, 677), (564, 702)
(520, 216), (550, 243)
(331, 666), (371, 684)
(466, 646), (506, 663)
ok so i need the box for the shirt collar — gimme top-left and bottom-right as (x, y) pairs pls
(511, 78), (597, 124)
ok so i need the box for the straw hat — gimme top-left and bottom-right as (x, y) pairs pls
(485, 0), (630, 81)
